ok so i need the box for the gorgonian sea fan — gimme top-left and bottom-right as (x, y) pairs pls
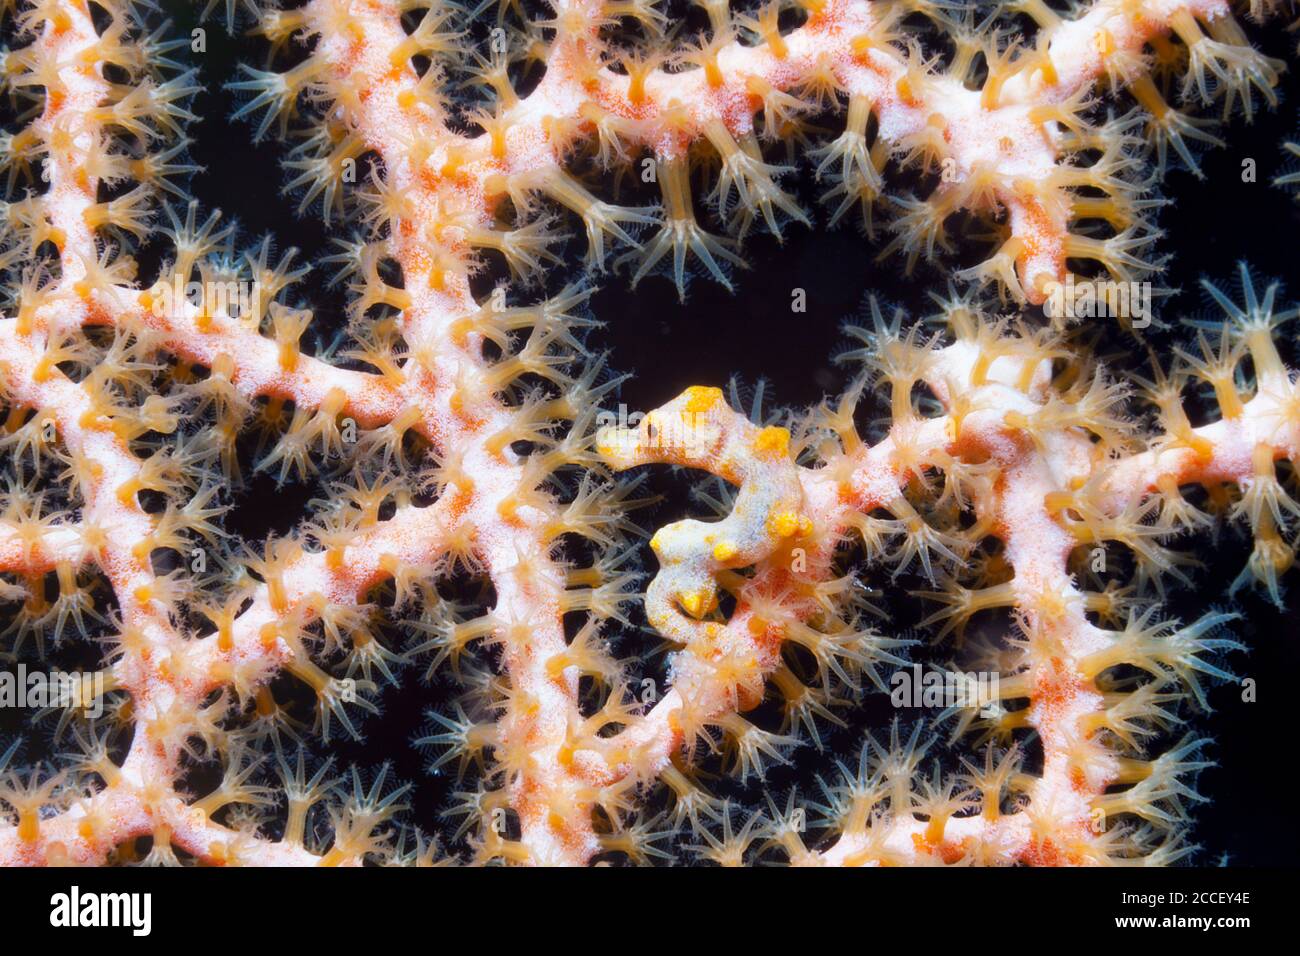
(0, 0), (1297, 866)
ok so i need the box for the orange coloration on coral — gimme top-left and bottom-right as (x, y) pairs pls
(0, 0), (1296, 868)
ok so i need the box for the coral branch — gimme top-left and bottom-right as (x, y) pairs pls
(0, 0), (1293, 866)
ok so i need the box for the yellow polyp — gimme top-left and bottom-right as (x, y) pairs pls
(255, 687), (277, 717)
(895, 75), (918, 106)
(768, 510), (802, 538)
(1128, 75), (1170, 120)
(679, 590), (705, 617)
(629, 73), (647, 106)
(278, 342), (298, 372)
(133, 585), (153, 606)
(567, 567), (602, 589)
(485, 431), (510, 458)
(1067, 521), (1097, 543)
(705, 58), (724, 87)
(268, 579), (287, 614)
(1036, 51), (1057, 85)
(131, 540), (151, 562)
(747, 615), (767, 636)
(1213, 377), (1245, 419)
(138, 290), (154, 312)
(924, 814), (948, 846)
(217, 621), (233, 652)
(318, 848), (346, 867)
(78, 817), (96, 840)
(1043, 491), (1074, 514)
(1252, 442), (1275, 478)
(18, 810), (39, 843)
(753, 426), (791, 459)
(1015, 354), (1042, 393)
(322, 387), (347, 417)
(397, 89), (416, 109)
(843, 847), (877, 867)
(545, 653), (570, 677)
(116, 479), (141, 507)
(326, 547), (345, 570)
(557, 742), (574, 767)
(497, 496), (519, 521)
(684, 385), (723, 413)
(1261, 528), (1295, 572)
(1169, 8), (1205, 47)
(969, 348), (995, 386)
(195, 310), (213, 333)
(1246, 328), (1284, 379)
(440, 148), (465, 179)
(1072, 195), (1122, 227)
(649, 530), (664, 553)
(391, 406), (421, 434)
(1033, 589), (1067, 618)
(449, 316), (475, 346)
(428, 268), (448, 291)
(1003, 410), (1030, 430)
(259, 622), (279, 649)
(1093, 28), (1114, 58)
(850, 34), (874, 59)
(548, 810), (567, 833)
(712, 541), (738, 562)
(1185, 432), (1215, 462)
(211, 353), (235, 381)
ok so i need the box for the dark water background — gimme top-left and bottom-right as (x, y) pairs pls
(2, 0), (1296, 864)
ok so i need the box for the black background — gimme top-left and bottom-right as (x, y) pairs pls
(3, 0), (1298, 865)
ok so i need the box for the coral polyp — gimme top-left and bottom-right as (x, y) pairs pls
(0, 0), (1295, 866)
